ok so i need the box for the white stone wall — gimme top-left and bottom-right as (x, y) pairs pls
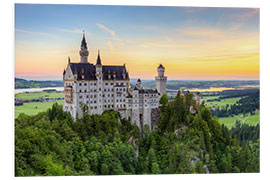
(63, 64), (162, 130)
(155, 76), (167, 96)
(131, 90), (140, 128)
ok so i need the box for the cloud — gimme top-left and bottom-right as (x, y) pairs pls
(178, 27), (229, 40)
(107, 41), (116, 54)
(183, 7), (208, 13)
(237, 8), (259, 20)
(179, 52), (259, 63)
(57, 28), (91, 36)
(15, 29), (54, 37)
(97, 24), (120, 40)
(106, 41), (123, 57)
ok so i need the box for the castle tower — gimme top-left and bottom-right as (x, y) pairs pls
(155, 64), (167, 96)
(95, 50), (103, 114)
(196, 92), (200, 106)
(136, 79), (142, 89)
(79, 31), (89, 63)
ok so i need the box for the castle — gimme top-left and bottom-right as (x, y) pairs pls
(63, 33), (167, 130)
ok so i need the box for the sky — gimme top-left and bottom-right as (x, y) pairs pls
(15, 4), (260, 80)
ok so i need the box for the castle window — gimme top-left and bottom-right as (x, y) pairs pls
(79, 83), (82, 86)
(86, 95), (89, 98)
(111, 83), (113, 85)
(85, 90), (87, 92)
(79, 90), (82, 92)
(79, 96), (82, 99)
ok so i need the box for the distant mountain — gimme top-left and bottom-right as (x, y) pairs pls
(15, 78), (64, 89)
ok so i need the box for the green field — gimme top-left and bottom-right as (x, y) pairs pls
(201, 96), (220, 101)
(15, 91), (64, 100)
(202, 94), (259, 128)
(203, 97), (241, 108)
(218, 111), (260, 129)
(15, 100), (64, 118)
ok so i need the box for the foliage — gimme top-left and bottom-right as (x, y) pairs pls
(15, 92), (259, 176)
(209, 90), (259, 118)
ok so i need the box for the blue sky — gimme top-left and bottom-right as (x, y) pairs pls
(15, 4), (260, 80)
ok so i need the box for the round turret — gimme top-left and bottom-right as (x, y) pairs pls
(157, 64), (165, 77)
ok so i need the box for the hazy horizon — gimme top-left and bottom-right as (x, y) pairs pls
(16, 75), (260, 82)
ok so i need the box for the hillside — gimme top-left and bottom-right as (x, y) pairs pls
(15, 78), (64, 89)
(15, 93), (259, 176)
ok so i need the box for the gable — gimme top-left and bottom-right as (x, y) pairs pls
(64, 64), (75, 80)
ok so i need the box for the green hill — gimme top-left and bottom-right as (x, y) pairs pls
(15, 78), (64, 89)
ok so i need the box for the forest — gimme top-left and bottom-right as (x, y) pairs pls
(15, 93), (259, 176)
(210, 90), (259, 117)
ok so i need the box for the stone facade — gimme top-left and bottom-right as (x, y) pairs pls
(155, 64), (167, 96)
(63, 33), (167, 131)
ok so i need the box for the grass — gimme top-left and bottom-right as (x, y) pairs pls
(201, 96), (220, 101)
(218, 111), (260, 129)
(204, 97), (241, 108)
(202, 94), (259, 128)
(15, 100), (64, 118)
(15, 91), (64, 100)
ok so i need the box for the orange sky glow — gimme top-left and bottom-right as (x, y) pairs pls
(15, 5), (260, 80)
